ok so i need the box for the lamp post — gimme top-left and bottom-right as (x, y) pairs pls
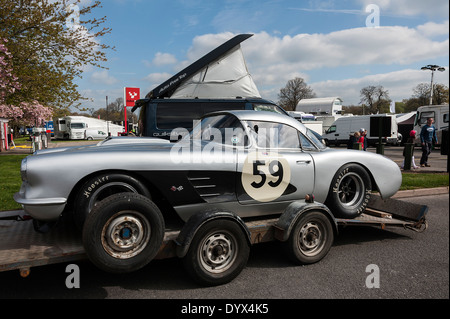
(421, 64), (446, 105)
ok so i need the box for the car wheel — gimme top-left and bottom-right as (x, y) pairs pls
(82, 193), (164, 273)
(325, 164), (372, 218)
(283, 211), (334, 264)
(74, 173), (150, 230)
(182, 219), (250, 286)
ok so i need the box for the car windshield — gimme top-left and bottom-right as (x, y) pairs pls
(306, 129), (327, 150)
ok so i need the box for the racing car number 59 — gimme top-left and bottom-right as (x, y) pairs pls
(241, 151), (291, 202)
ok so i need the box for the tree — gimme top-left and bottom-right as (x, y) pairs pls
(0, 38), (20, 103)
(0, 100), (53, 136)
(92, 97), (137, 124)
(278, 77), (316, 111)
(359, 85), (391, 114)
(0, 0), (113, 110)
(413, 83), (449, 106)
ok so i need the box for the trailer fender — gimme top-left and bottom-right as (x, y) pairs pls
(275, 201), (338, 242)
(175, 210), (251, 258)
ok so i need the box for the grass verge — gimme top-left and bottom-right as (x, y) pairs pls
(0, 155), (27, 211)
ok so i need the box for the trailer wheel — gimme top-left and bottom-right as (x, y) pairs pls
(82, 193), (164, 273)
(325, 164), (372, 219)
(284, 211), (334, 265)
(182, 219), (250, 286)
(74, 173), (151, 230)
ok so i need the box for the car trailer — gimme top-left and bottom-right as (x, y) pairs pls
(0, 194), (427, 284)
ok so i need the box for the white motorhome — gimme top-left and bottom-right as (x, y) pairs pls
(322, 114), (401, 146)
(288, 111), (323, 135)
(413, 105), (449, 145)
(54, 116), (124, 140)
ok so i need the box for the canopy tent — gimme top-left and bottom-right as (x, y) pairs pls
(170, 44), (260, 99)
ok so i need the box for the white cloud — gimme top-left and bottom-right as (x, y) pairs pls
(90, 70), (119, 85)
(356, 0), (449, 18)
(311, 68), (449, 105)
(242, 26), (448, 70)
(162, 26), (448, 105)
(143, 72), (173, 88)
(152, 52), (177, 66)
(417, 20), (449, 37)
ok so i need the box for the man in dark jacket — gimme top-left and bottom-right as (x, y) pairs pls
(420, 117), (438, 167)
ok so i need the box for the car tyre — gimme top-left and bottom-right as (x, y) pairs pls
(182, 219), (250, 286)
(283, 211), (334, 264)
(82, 193), (164, 273)
(325, 164), (372, 218)
(74, 173), (150, 230)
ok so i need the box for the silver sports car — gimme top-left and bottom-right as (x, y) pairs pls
(15, 110), (401, 229)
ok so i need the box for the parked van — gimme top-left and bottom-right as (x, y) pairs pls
(413, 105), (449, 145)
(322, 114), (401, 146)
(85, 129), (108, 140)
(135, 98), (288, 140)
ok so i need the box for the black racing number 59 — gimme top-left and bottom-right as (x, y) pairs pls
(251, 160), (284, 189)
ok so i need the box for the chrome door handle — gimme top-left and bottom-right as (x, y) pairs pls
(296, 160), (311, 164)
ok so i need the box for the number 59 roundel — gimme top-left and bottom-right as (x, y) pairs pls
(241, 151), (291, 202)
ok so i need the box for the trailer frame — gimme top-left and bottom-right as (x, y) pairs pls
(0, 195), (428, 278)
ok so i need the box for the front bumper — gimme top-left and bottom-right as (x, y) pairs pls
(13, 192), (67, 222)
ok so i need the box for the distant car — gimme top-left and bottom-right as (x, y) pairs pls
(84, 129), (107, 140)
(15, 110), (401, 273)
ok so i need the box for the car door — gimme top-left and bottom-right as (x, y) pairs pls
(236, 121), (315, 205)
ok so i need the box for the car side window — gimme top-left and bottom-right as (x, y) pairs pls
(247, 121), (300, 149)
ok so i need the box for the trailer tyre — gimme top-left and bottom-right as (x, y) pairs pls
(284, 211), (334, 265)
(82, 193), (164, 273)
(182, 219), (250, 286)
(325, 164), (372, 219)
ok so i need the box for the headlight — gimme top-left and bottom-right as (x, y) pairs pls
(20, 157), (28, 182)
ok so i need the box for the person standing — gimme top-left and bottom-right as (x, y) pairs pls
(402, 130), (419, 169)
(359, 128), (368, 151)
(420, 117), (438, 167)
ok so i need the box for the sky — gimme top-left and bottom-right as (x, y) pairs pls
(74, 0), (449, 111)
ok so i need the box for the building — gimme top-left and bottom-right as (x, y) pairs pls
(296, 97), (343, 116)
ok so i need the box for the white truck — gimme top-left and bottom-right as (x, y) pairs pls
(322, 114), (401, 147)
(54, 116), (124, 140)
(413, 105), (449, 145)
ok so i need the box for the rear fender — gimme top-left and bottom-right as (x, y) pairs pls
(175, 210), (251, 258)
(275, 200), (338, 242)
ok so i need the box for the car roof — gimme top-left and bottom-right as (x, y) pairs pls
(204, 110), (307, 133)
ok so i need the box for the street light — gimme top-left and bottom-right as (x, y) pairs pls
(421, 64), (446, 105)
